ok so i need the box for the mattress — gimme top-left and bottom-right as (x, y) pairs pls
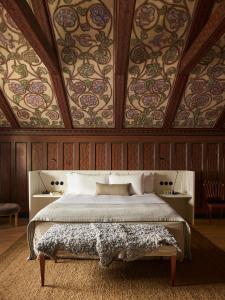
(28, 193), (191, 260)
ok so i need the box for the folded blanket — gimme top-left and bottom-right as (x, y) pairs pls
(36, 223), (180, 267)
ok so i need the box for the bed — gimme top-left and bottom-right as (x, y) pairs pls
(27, 171), (194, 286)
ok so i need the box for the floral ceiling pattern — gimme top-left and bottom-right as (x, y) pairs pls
(48, 0), (114, 128)
(0, 107), (10, 127)
(124, 0), (196, 128)
(0, 4), (64, 128)
(174, 33), (225, 128)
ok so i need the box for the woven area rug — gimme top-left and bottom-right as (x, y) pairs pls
(0, 229), (225, 300)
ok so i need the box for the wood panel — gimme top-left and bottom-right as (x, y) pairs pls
(63, 143), (73, 170)
(159, 143), (171, 170)
(174, 143), (187, 170)
(0, 143), (11, 202)
(206, 143), (219, 180)
(111, 143), (123, 170)
(79, 143), (90, 170)
(31, 143), (46, 170)
(143, 143), (155, 170)
(47, 143), (58, 170)
(15, 143), (27, 212)
(1, 136), (225, 215)
(127, 143), (139, 170)
(95, 143), (107, 170)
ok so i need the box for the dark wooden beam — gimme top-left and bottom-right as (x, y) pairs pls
(180, 0), (225, 75)
(0, 0), (58, 74)
(115, 0), (136, 129)
(214, 111), (225, 129)
(1, 0), (73, 128)
(0, 90), (19, 128)
(30, 0), (55, 47)
(163, 0), (215, 129)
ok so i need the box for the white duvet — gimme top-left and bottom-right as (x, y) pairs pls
(56, 193), (165, 205)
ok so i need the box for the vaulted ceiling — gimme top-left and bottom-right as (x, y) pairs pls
(0, 0), (225, 134)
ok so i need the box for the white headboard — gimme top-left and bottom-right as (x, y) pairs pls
(29, 170), (195, 223)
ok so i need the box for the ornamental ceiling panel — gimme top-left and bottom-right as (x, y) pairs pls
(0, 4), (64, 128)
(174, 33), (225, 128)
(0, 107), (10, 127)
(48, 0), (114, 128)
(124, 0), (196, 128)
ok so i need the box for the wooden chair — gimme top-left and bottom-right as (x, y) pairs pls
(203, 180), (225, 223)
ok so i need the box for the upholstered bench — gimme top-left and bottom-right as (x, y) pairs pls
(0, 203), (20, 226)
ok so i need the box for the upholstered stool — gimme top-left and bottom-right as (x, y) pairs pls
(0, 203), (20, 226)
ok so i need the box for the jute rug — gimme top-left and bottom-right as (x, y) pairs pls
(0, 229), (225, 300)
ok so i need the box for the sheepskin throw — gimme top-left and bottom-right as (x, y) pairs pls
(36, 223), (180, 267)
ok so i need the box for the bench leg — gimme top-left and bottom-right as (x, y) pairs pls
(171, 256), (176, 287)
(9, 215), (12, 224)
(39, 254), (45, 286)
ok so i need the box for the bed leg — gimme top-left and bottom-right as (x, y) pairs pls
(39, 253), (45, 286)
(171, 256), (176, 287)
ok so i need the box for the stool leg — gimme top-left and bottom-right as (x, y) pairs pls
(39, 254), (45, 286)
(15, 213), (18, 226)
(171, 256), (176, 287)
(9, 215), (12, 224)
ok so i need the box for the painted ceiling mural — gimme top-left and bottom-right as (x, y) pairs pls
(0, 3), (64, 128)
(48, 0), (114, 128)
(124, 0), (196, 128)
(174, 32), (225, 128)
(0, 108), (10, 127)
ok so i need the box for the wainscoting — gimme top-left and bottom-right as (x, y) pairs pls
(0, 135), (224, 214)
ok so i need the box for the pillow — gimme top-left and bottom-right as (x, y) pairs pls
(144, 173), (154, 193)
(66, 173), (108, 195)
(96, 183), (130, 196)
(109, 173), (143, 195)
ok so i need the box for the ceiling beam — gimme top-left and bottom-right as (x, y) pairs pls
(179, 0), (225, 75)
(115, 0), (136, 129)
(0, 90), (19, 128)
(0, 0), (58, 74)
(163, 0), (215, 129)
(30, 0), (55, 47)
(1, 0), (73, 128)
(214, 110), (225, 129)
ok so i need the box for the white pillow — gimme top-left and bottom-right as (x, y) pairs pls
(67, 173), (108, 195)
(109, 174), (143, 195)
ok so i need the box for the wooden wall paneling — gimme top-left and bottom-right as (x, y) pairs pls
(106, 143), (112, 170)
(174, 143), (187, 170)
(138, 143), (143, 170)
(15, 143), (27, 212)
(186, 143), (191, 170)
(0, 143), (11, 202)
(159, 143), (171, 170)
(219, 143), (224, 181)
(47, 143), (58, 170)
(79, 143), (91, 170)
(127, 143), (139, 170)
(143, 143), (155, 170)
(191, 143), (203, 211)
(31, 143), (46, 170)
(10, 141), (15, 203)
(95, 143), (107, 170)
(122, 143), (128, 169)
(111, 143), (123, 170)
(90, 143), (96, 170)
(73, 143), (79, 170)
(63, 143), (74, 170)
(206, 143), (219, 180)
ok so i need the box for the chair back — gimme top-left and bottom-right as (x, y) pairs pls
(203, 180), (224, 200)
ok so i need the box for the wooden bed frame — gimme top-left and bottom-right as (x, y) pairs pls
(38, 247), (177, 287)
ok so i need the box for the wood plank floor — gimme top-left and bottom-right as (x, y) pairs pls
(0, 217), (225, 255)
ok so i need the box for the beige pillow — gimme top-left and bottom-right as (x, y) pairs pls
(96, 183), (130, 196)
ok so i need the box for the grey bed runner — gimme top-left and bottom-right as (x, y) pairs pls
(36, 223), (180, 267)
